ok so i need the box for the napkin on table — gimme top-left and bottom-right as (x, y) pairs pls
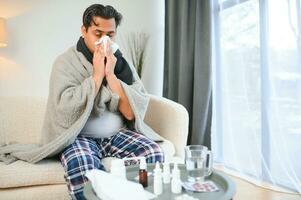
(85, 169), (156, 200)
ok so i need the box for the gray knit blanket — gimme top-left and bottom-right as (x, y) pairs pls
(0, 46), (164, 164)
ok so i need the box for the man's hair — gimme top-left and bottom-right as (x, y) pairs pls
(82, 4), (122, 30)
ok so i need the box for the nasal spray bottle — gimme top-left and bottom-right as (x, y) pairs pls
(171, 163), (182, 194)
(138, 157), (148, 187)
(163, 162), (171, 184)
(153, 161), (163, 195)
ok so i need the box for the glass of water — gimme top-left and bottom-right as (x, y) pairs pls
(185, 145), (213, 182)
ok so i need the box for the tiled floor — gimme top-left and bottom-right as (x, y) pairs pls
(229, 175), (301, 200)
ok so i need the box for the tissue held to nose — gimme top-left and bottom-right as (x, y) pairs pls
(94, 35), (110, 54)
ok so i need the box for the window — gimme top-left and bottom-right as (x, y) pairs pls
(212, 0), (301, 192)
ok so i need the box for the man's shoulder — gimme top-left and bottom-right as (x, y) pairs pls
(51, 46), (79, 73)
(54, 46), (77, 63)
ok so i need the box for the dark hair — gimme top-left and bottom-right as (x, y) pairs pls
(82, 4), (122, 30)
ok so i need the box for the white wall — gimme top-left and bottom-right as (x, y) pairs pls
(0, 0), (164, 97)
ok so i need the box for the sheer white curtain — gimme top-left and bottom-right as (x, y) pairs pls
(212, 0), (301, 193)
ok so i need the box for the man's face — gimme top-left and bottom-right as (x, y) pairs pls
(81, 16), (116, 53)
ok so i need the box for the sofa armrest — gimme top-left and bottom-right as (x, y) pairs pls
(144, 94), (189, 159)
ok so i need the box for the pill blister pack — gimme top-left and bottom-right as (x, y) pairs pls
(182, 181), (219, 193)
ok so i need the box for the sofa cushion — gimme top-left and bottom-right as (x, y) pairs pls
(0, 184), (69, 200)
(0, 159), (65, 188)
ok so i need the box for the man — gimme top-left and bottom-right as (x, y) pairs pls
(56, 4), (164, 199)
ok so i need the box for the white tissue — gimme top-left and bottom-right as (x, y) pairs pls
(94, 36), (119, 54)
(85, 169), (156, 200)
(94, 35), (109, 46)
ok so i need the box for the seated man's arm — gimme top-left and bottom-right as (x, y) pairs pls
(106, 73), (134, 121)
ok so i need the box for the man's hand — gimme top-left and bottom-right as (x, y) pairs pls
(92, 43), (105, 95)
(105, 40), (117, 76)
(93, 43), (106, 78)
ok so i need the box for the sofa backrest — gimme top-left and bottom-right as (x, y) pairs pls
(0, 96), (47, 144)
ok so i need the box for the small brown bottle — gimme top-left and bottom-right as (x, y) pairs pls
(139, 157), (148, 187)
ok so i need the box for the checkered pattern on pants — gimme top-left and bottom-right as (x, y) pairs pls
(60, 129), (164, 200)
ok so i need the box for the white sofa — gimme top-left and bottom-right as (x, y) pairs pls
(0, 95), (189, 199)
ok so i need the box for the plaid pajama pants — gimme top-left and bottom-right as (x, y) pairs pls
(60, 128), (164, 200)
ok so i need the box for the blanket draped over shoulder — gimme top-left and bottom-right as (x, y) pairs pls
(0, 46), (164, 164)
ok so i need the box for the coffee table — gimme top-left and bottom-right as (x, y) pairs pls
(84, 163), (235, 200)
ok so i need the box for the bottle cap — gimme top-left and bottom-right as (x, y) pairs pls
(154, 161), (162, 174)
(111, 159), (125, 170)
(110, 159), (126, 179)
(163, 162), (170, 173)
(140, 157), (147, 170)
(172, 162), (180, 178)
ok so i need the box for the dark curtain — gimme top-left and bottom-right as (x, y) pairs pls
(164, 0), (212, 148)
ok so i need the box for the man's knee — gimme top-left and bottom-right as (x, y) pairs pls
(61, 150), (102, 174)
(145, 142), (165, 163)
